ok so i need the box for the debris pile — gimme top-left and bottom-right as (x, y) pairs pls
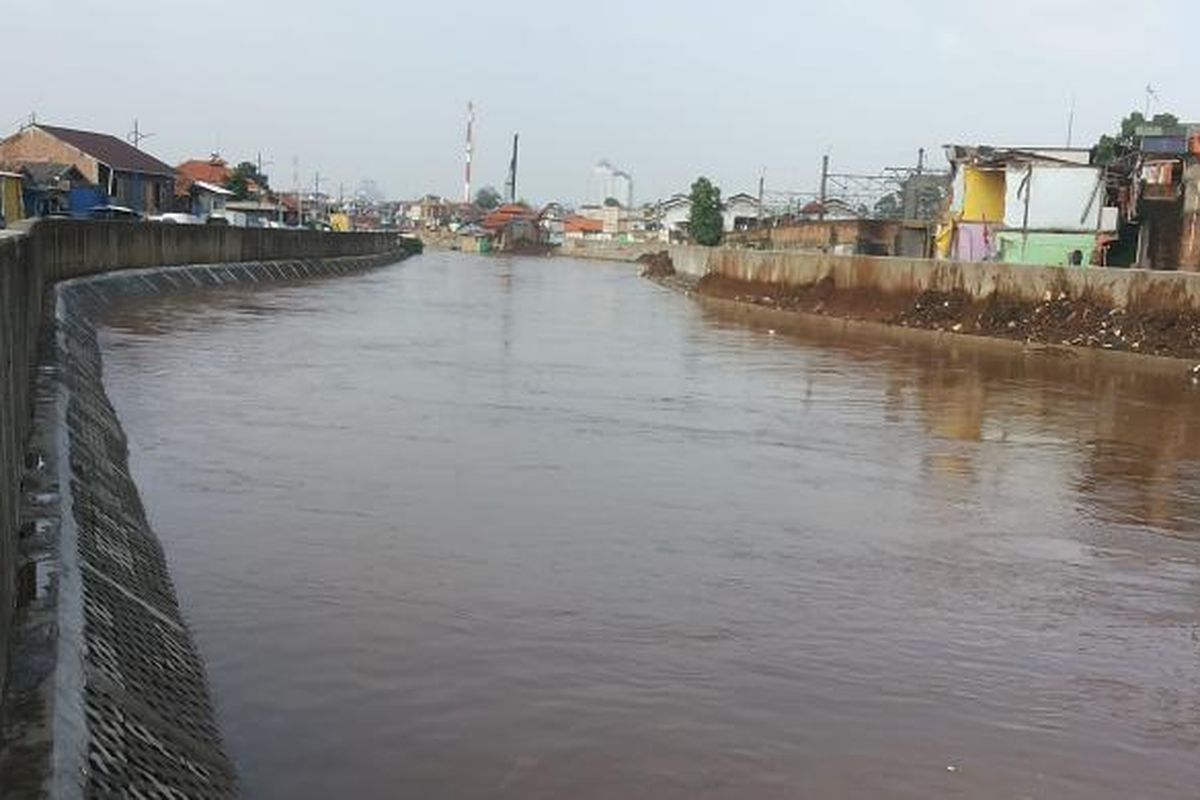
(696, 274), (905, 320)
(637, 251), (676, 278)
(895, 289), (1200, 358)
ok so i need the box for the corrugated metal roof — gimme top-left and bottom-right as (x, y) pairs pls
(192, 180), (234, 196)
(37, 124), (174, 177)
(17, 161), (84, 186)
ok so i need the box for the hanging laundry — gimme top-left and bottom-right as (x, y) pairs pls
(954, 222), (994, 262)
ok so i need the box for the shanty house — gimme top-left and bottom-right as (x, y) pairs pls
(939, 145), (1117, 266)
(13, 162), (90, 217)
(0, 124), (175, 215)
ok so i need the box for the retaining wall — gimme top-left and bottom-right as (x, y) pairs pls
(0, 220), (406, 797)
(668, 245), (1200, 313)
(557, 239), (664, 262)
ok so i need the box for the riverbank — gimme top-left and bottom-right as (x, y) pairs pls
(638, 247), (1200, 372)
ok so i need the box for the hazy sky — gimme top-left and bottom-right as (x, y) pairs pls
(5, 1), (1195, 204)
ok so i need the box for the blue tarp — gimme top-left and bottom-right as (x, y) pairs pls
(69, 187), (107, 217)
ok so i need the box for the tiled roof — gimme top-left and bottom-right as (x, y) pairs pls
(177, 158), (231, 186)
(482, 203), (537, 231)
(564, 215), (603, 233)
(37, 124), (174, 177)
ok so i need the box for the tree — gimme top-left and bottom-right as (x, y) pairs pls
(603, 196), (621, 207)
(1094, 110), (1179, 165)
(475, 186), (501, 210)
(225, 161), (270, 200)
(873, 192), (902, 219)
(688, 176), (723, 246)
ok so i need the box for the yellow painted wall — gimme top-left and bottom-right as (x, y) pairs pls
(961, 168), (1005, 223)
(0, 176), (24, 223)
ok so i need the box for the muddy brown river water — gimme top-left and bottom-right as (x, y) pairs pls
(98, 253), (1200, 799)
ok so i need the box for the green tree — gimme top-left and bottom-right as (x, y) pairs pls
(475, 186), (501, 209)
(225, 161), (270, 200)
(1094, 110), (1179, 164)
(603, 196), (621, 207)
(688, 176), (723, 246)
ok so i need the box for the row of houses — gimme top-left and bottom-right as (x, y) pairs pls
(0, 122), (358, 229)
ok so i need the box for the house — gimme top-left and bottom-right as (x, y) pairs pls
(406, 195), (451, 229)
(798, 198), (862, 220)
(0, 124), (175, 215)
(563, 214), (605, 239)
(1102, 121), (1200, 270)
(482, 203), (540, 249)
(224, 198), (282, 228)
(723, 192), (762, 232)
(656, 195), (691, 242)
(725, 218), (930, 257)
(13, 162), (90, 217)
(187, 181), (234, 221)
(176, 156), (232, 197)
(539, 203), (566, 245)
(938, 145), (1117, 267)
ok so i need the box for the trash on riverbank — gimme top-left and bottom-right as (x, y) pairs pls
(689, 273), (1200, 361)
(638, 251), (676, 278)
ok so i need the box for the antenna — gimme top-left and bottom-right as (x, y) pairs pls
(127, 118), (155, 150)
(464, 102), (475, 204)
(1145, 84), (1159, 117)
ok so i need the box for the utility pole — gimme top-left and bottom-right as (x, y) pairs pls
(293, 156), (302, 228)
(757, 168), (765, 224)
(505, 133), (519, 204)
(313, 172), (326, 224)
(818, 154), (830, 221)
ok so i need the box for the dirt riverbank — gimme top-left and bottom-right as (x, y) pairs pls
(638, 250), (1200, 364)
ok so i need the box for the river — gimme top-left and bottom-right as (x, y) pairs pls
(97, 252), (1200, 799)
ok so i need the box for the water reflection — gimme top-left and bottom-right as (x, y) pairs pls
(700, 302), (1200, 535)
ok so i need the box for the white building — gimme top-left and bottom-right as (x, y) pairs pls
(722, 192), (762, 232)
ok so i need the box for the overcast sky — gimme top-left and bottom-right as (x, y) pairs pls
(4, 1), (1194, 204)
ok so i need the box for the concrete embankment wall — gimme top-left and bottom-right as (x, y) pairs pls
(0, 220), (404, 797)
(558, 239), (665, 262)
(668, 244), (1200, 313)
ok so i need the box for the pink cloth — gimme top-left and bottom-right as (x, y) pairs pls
(954, 223), (994, 262)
